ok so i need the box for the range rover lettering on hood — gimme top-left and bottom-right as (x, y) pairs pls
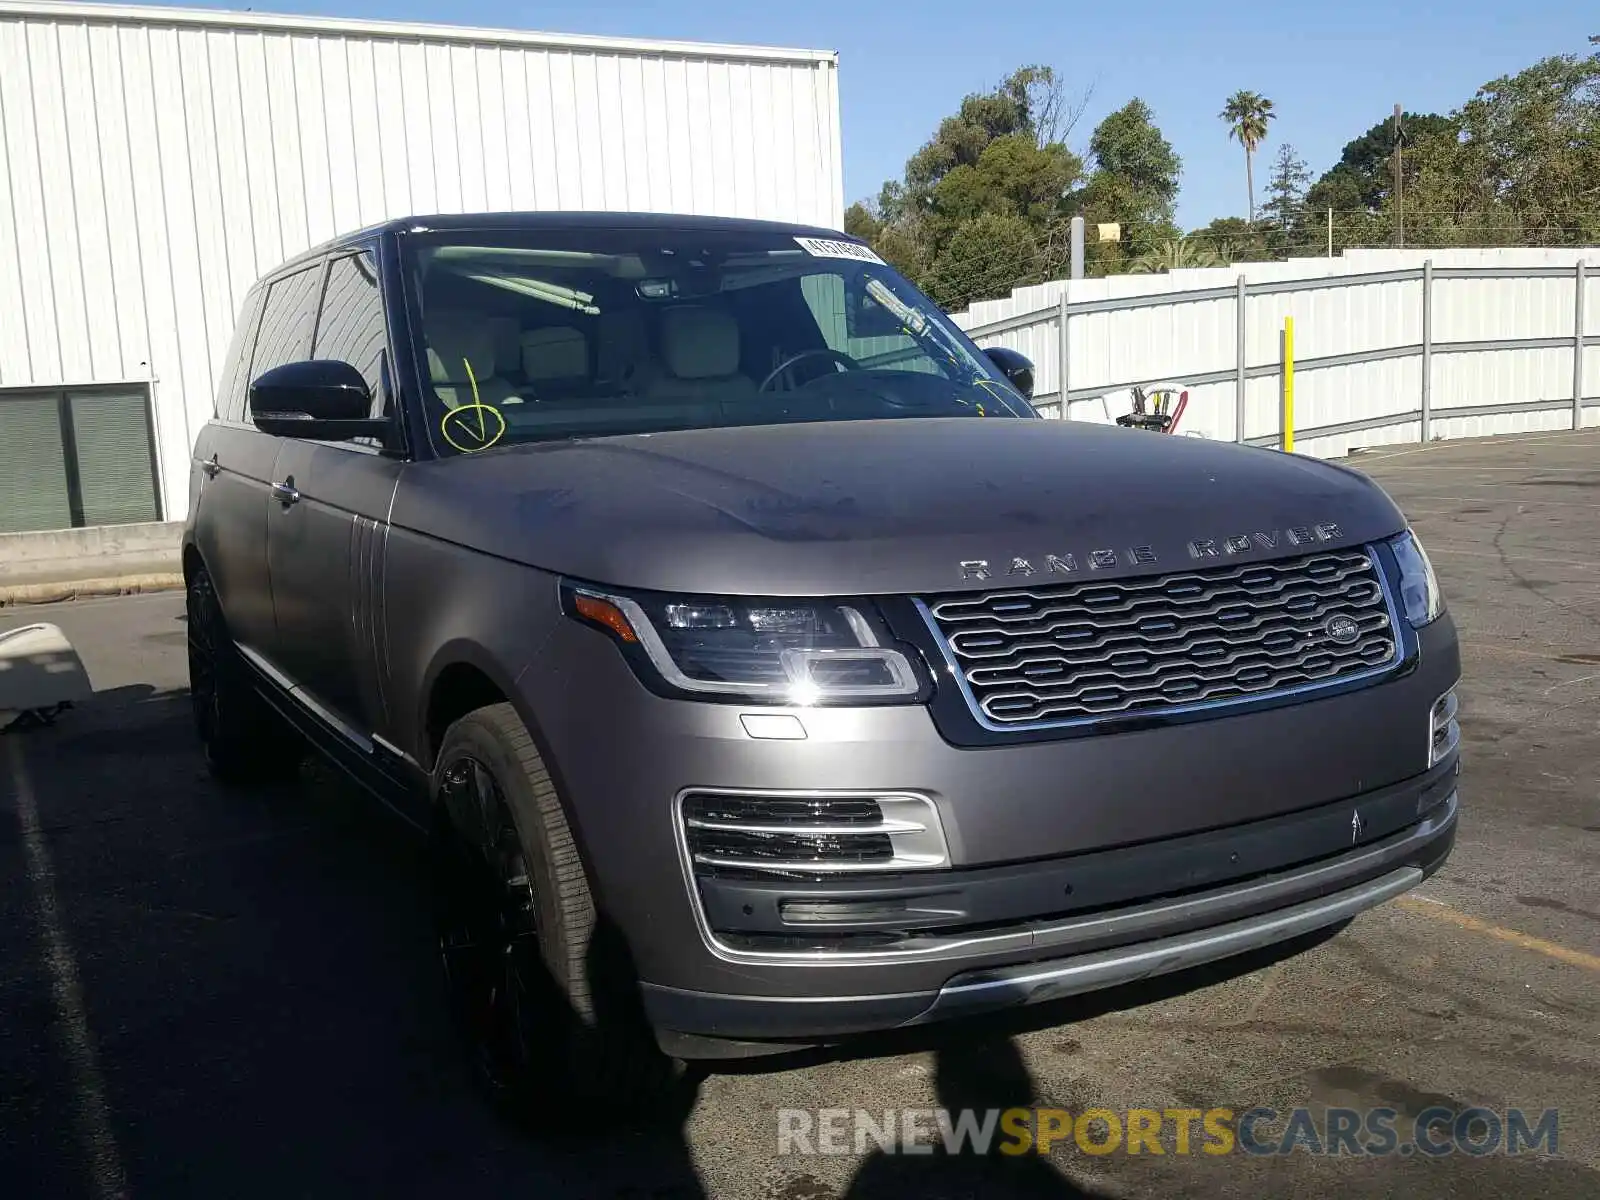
(959, 521), (1346, 581)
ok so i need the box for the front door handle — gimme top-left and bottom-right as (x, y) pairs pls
(271, 477), (300, 507)
(201, 453), (220, 479)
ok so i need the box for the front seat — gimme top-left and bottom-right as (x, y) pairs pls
(424, 310), (520, 409)
(520, 325), (591, 400)
(645, 306), (754, 402)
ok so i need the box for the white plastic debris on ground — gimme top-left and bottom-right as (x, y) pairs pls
(0, 623), (94, 731)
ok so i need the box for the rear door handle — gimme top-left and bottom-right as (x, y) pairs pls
(201, 454), (220, 479)
(271, 478), (300, 506)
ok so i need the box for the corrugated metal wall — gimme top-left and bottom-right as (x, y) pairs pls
(0, 2), (843, 520)
(955, 248), (1600, 459)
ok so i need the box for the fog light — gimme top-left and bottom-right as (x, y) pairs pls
(1429, 689), (1460, 766)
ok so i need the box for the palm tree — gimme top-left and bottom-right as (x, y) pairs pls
(1128, 237), (1229, 273)
(1220, 91), (1276, 223)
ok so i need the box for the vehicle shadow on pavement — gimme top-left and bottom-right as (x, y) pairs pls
(499, 910), (712, 1199)
(840, 1034), (1111, 1199)
(10, 675), (1598, 1199)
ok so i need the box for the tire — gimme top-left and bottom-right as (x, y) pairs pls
(186, 566), (302, 786)
(429, 702), (683, 1119)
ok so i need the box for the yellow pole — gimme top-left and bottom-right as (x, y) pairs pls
(1281, 316), (1295, 453)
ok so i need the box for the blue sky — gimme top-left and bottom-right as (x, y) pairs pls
(180, 0), (1590, 227)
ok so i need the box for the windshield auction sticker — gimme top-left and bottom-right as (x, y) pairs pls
(794, 236), (885, 264)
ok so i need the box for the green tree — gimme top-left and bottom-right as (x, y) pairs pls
(1219, 91), (1275, 222)
(1128, 237), (1229, 273)
(852, 64), (1090, 300)
(902, 70), (1039, 208)
(928, 133), (1082, 249)
(1086, 99), (1180, 218)
(1393, 48), (1600, 247)
(923, 213), (1040, 311)
(1069, 98), (1182, 274)
(1264, 143), (1312, 253)
(1189, 215), (1267, 260)
(843, 202), (880, 242)
(1304, 111), (1453, 213)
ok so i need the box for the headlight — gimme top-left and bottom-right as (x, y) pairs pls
(1388, 529), (1444, 627)
(562, 583), (926, 704)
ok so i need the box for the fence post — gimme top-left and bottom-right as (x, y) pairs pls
(1070, 216), (1085, 281)
(1281, 317), (1295, 452)
(1235, 275), (1248, 442)
(1056, 291), (1070, 419)
(1420, 260), (1433, 444)
(1575, 261), (1587, 431)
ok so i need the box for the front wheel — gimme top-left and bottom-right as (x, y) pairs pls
(429, 703), (683, 1119)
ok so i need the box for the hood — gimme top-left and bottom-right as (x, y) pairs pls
(392, 419), (1407, 596)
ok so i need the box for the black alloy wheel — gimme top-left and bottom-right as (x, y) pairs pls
(433, 755), (550, 1102)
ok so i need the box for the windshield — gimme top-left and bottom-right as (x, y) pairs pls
(401, 227), (1035, 455)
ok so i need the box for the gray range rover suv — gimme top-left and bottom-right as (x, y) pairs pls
(183, 212), (1461, 1106)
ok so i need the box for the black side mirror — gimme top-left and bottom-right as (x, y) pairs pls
(983, 346), (1035, 401)
(250, 360), (389, 442)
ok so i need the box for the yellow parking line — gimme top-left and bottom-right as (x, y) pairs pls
(1397, 895), (1600, 972)
(1457, 640), (1563, 662)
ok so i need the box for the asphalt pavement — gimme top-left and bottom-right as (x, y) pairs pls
(2, 428), (1598, 1198)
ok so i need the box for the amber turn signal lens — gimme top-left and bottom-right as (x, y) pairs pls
(573, 593), (638, 643)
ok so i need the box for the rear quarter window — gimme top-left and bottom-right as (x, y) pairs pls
(247, 264), (324, 417)
(313, 251), (388, 409)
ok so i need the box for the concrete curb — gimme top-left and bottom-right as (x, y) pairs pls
(0, 573), (185, 607)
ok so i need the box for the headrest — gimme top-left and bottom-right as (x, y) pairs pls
(521, 326), (589, 382)
(424, 309), (497, 385)
(659, 306), (741, 380)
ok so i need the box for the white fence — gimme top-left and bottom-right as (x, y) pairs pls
(952, 248), (1600, 459)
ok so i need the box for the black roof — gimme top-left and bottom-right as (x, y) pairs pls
(271, 210), (851, 277)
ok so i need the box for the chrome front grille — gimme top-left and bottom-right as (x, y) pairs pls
(680, 790), (949, 878)
(922, 547), (1399, 729)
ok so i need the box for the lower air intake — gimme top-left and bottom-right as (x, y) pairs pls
(680, 790), (949, 878)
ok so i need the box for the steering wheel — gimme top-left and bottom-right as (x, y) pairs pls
(758, 348), (863, 393)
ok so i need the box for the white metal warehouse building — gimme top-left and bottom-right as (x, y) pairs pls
(0, 1), (844, 532)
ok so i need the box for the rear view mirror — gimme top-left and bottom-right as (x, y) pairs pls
(983, 346), (1035, 401)
(250, 360), (390, 442)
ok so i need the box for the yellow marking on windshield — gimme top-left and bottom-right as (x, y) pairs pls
(975, 378), (1018, 414)
(440, 357), (507, 453)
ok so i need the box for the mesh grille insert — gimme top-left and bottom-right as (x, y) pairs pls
(924, 548), (1398, 728)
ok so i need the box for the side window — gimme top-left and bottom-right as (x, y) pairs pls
(313, 251), (388, 417)
(246, 264), (323, 417)
(215, 288), (265, 423)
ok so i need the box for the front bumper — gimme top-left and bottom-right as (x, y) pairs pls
(641, 783), (1456, 1049)
(523, 606), (1460, 1054)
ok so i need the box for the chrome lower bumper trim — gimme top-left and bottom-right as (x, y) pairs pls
(921, 864), (1423, 1020)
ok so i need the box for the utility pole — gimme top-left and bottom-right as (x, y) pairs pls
(1392, 104), (1405, 249)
